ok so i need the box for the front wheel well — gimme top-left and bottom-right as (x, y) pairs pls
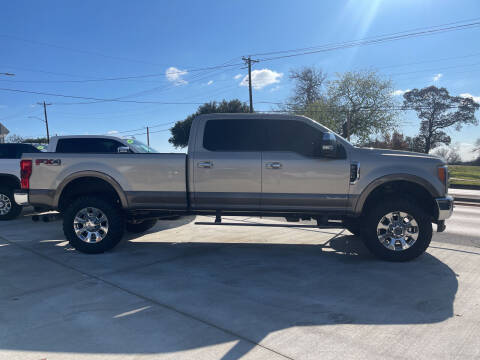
(361, 181), (437, 220)
(58, 177), (122, 213)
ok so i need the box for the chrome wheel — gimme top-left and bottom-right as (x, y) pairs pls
(0, 194), (12, 216)
(73, 207), (109, 243)
(376, 211), (419, 251)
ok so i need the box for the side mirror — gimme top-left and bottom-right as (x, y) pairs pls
(117, 146), (131, 153)
(320, 132), (337, 158)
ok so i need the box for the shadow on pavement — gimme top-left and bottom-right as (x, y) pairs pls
(0, 227), (458, 359)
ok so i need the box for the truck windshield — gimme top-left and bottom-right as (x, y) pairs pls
(125, 139), (158, 153)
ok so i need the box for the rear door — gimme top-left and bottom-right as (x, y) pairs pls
(192, 118), (263, 210)
(261, 119), (350, 212)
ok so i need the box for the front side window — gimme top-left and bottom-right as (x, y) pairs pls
(264, 120), (323, 157)
(56, 138), (124, 153)
(124, 139), (158, 153)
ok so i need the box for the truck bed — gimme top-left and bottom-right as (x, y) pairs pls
(24, 152), (188, 209)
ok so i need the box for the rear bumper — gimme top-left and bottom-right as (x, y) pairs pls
(14, 190), (29, 206)
(435, 195), (454, 221)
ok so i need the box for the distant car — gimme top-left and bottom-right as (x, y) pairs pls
(0, 143), (42, 220)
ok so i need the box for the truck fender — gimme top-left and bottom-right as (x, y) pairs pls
(353, 173), (440, 215)
(54, 170), (129, 209)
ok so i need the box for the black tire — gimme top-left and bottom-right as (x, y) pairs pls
(0, 186), (22, 221)
(343, 218), (362, 237)
(63, 196), (125, 254)
(361, 198), (432, 262)
(126, 219), (157, 234)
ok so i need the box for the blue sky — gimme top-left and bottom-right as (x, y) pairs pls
(1, 0), (479, 158)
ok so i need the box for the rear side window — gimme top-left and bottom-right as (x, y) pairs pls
(0, 145), (15, 159)
(0, 144), (41, 159)
(264, 120), (323, 157)
(203, 119), (264, 151)
(56, 138), (124, 153)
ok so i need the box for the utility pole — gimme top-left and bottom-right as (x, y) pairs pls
(37, 101), (51, 143)
(242, 56), (259, 113)
(146, 126), (150, 150)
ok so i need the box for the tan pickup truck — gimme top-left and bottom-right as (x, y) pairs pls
(15, 113), (453, 261)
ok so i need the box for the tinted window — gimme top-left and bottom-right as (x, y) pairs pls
(0, 144), (41, 159)
(203, 119), (264, 151)
(264, 120), (323, 157)
(56, 138), (124, 153)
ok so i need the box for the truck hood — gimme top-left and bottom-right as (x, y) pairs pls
(355, 147), (445, 164)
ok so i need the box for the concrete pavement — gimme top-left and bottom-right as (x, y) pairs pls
(0, 209), (479, 359)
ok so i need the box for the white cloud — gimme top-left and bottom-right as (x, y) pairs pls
(460, 93), (480, 104)
(239, 69), (283, 90)
(234, 74), (242, 80)
(269, 85), (281, 92)
(433, 73), (443, 82)
(392, 89), (410, 96)
(166, 67), (188, 85)
(107, 130), (119, 135)
(207, 80), (213, 85)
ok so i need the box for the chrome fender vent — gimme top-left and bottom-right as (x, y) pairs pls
(350, 161), (360, 184)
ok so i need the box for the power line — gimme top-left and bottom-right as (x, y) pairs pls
(52, 60), (241, 106)
(0, 87), (207, 105)
(253, 20), (480, 63)
(0, 62), (244, 84)
(249, 18), (480, 57)
(387, 61), (480, 77)
(0, 33), (174, 67)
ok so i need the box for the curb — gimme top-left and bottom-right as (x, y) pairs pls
(450, 184), (480, 190)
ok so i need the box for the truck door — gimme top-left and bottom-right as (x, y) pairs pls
(261, 119), (350, 212)
(192, 119), (263, 210)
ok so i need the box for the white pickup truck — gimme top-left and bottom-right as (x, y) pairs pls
(0, 143), (42, 220)
(0, 136), (153, 220)
(15, 113), (453, 261)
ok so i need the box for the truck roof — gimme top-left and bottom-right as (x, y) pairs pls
(195, 113), (311, 121)
(49, 135), (123, 141)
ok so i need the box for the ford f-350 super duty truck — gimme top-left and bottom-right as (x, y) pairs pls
(15, 113), (453, 261)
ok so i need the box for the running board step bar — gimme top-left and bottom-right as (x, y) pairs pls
(194, 221), (343, 229)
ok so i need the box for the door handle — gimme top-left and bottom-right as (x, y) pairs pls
(198, 161), (213, 168)
(265, 162), (282, 169)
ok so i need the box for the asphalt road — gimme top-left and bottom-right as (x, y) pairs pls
(434, 204), (480, 249)
(0, 206), (479, 360)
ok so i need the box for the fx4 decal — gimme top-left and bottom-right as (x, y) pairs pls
(35, 159), (61, 166)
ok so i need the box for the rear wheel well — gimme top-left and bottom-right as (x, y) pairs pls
(58, 177), (122, 213)
(0, 175), (20, 190)
(362, 181), (437, 220)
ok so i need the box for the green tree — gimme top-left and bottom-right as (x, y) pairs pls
(362, 131), (415, 151)
(286, 67), (327, 112)
(403, 86), (479, 153)
(169, 99), (250, 148)
(303, 100), (342, 133)
(327, 70), (398, 143)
